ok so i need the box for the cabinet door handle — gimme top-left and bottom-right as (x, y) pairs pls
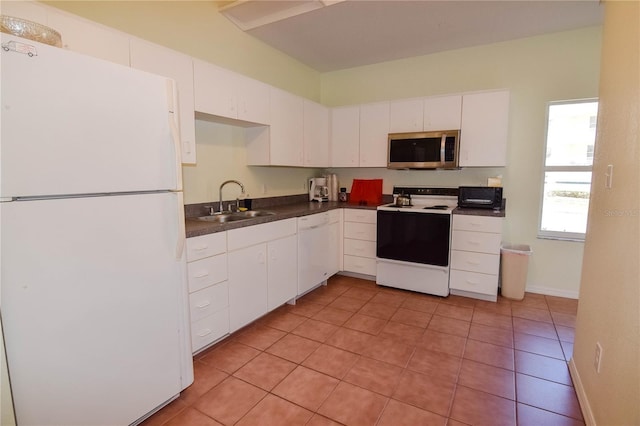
(196, 300), (211, 309)
(194, 245), (209, 251)
(194, 271), (210, 278)
(197, 329), (212, 337)
(466, 260), (481, 266)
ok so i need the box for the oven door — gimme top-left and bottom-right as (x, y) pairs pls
(376, 210), (451, 266)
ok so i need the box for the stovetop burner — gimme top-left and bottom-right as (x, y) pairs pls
(378, 186), (459, 214)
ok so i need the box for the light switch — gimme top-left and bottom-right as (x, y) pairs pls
(605, 164), (614, 189)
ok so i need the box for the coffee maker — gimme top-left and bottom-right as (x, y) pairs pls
(309, 177), (329, 202)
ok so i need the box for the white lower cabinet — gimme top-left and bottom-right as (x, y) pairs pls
(328, 209), (342, 276)
(343, 209), (377, 277)
(186, 232), (229, 353)
(267, 234), (298, 311)
(228, 243), (268, 332)
(449, 214), (503, 302)
(227, 218), (297, 332)
(297, 213), (331, 295)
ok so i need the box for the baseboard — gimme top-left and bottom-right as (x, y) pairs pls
(337, 271), (376, 282)
(525, 285), (580, 299)
(569, 358), (596, 426)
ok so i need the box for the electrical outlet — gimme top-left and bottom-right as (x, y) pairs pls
(594, 342), (603, 373)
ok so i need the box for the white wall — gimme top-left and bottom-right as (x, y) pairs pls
(321, 27), (602, 297)
(183, 119), (321, 204)
(36, 1), (602, 297)
(42, 0), (322, 100)
(571, 1), (639, 424)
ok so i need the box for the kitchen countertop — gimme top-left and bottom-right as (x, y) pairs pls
(185, 199), (506, 238)
(185, 201), (376, 238)
(452, 207), (506, 218)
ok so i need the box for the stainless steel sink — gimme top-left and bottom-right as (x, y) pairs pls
(193, 210), (276, 223)
(194, 214), (240, 223)
(231, 210), (276, 218)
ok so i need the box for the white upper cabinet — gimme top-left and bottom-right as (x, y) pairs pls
(269, 87), (304, 166)
(389, 98), (424, 133)
(1, 1), (48, 25)
(423, 95), (462, 131)
(193, 59), (269, 125)
(460, 90), (510, 167)
(130, 39), (196, 164)
(330, 102), (388, 168)
(390, 95), (462, 133)
(193, 59), (238, 118)
(237, 76), (270, 125)
(303, 100), (330, 167)
(330, 106), (360, 167)
(359, 101), (389, 167)
(46, 10), (130, 66)
(7, 2), (129, 65)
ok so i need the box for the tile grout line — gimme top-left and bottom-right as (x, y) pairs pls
(147, 277), (584, 426)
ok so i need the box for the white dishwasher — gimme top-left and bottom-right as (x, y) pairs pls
(298, 212), (330, 295)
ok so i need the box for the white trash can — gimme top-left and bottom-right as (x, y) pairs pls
(500, 244), (533, 300)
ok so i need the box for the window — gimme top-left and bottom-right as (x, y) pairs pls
(539, 99), (598, 240)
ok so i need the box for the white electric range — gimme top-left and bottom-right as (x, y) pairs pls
(376, 186), (459, 296)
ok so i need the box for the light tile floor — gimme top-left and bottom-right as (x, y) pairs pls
(143, 275), (584, 426)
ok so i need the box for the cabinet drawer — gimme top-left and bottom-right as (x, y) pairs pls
(453, 215), (502, 233)
(344, 239), (376, 258)
(343, 255), (377, 276)
(344, 222), (376, 241)
(186, 232), (226, 262)
(344, 209), (376, 224)
(452, 230), (502, 254)
(228, 218), (296, 251)
(187, 253), (228, 293)
(191, 309), (229, 353)
(451, 250), (499, 275)
(450, 269), (498, 296)
(189, 281), (229, 322)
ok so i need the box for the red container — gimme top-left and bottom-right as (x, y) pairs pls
(349, 179), (383, 206)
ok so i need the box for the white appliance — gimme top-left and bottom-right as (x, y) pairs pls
(0, 34), (193, 426)
(309, 177), (329, 202)
(297, 212), (331, 294)
(376, 187), (459, 296)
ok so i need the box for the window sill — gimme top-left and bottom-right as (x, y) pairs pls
(537, 234), (585, 243)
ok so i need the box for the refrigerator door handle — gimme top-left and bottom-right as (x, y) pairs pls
(175, 192), (186, 260)
(166, 79), (183, 192)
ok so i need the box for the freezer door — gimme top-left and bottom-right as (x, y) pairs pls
(1, 193), (192, 426)
(0, 34), (181, 198)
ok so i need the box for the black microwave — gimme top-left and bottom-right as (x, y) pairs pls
(387, 130), (460, 169)
(458, 186), (503, 209)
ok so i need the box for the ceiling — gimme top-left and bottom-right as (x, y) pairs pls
(218, 0), (604, 72)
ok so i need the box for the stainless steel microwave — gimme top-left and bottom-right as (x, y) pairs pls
(387, 130), (460, 169)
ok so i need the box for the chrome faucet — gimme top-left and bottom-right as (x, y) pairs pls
(219, 180), (245, 213)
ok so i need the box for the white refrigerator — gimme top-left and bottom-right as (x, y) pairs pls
(0, 34), (193, 425)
